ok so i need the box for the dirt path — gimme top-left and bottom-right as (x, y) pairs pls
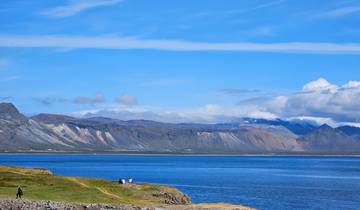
(65, 177), (123, 200)
(65, 177), (90, 188)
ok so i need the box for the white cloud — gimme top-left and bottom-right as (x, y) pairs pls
(40, 0), (123, 18)
(72, 78), (360, 126)
(1, 35), (360, 54)
(287, 116), (337, 127)
(343, 81), (360, 89)
(115, 94), (137, 106)
(196, 79), (360, 124)
(258, 78), (360, 123)
(302, 77), (338, 92)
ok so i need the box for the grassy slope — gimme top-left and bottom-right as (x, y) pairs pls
(0, 166), (189, 205)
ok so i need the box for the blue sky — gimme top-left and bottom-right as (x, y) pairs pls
(1, 0), (360, 125)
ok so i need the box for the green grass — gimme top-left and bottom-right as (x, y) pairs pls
(0, 165), (188, 205)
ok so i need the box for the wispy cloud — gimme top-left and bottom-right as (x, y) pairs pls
(318, 6), (360, 18)
(0, 75), (21, 81)
(246, 26), (276, 37)
(74, 92), (106, 105)
(220, 89), (262, 96)
(1, 34), (360, 54)
(141, 79), (190, 87)
(0, 96), (12, 101)
(249, 0), (286, 11)
(33, 97), (68, 106)
(226, 0), (286, 15)
(115, 93), (138, 106)
(0, 58), (9, 69)
(40, 0), (123, 18)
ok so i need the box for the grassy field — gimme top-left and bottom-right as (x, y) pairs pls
(0, 165), (190, 205)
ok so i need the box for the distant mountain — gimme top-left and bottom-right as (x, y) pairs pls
(297, 124), (360, 152)
(1, 103), (360, 154)
(338, 126), (360, 140)
(31, 113), (301, 153)
(0, 105), (76, 151)
(237, 118), (317, 135)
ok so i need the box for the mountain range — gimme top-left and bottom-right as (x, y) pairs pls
(1, 103), (360, 154)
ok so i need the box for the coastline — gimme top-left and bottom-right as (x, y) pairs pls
(2, 153), (360, 209)
(0, 199), (255, 210)
(1, 151), (360, 157)
(0, 166), (254, 210)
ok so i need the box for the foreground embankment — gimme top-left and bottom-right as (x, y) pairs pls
(0, 166), (254, 210)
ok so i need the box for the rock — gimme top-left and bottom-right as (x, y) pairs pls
(152, 192), (191, 205)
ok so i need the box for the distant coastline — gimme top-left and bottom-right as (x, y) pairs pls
(1, 151), (360, 157)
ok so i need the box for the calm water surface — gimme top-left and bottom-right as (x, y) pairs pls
(1, 154), (360, 210)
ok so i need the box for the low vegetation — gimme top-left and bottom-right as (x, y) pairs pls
(0, 165), (254, 209)
(0, 165), (190, 206)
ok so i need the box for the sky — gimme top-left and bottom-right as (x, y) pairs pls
(0, 0), (360, 126)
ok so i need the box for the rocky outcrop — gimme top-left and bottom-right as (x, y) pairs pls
(152, 192), (191, 205)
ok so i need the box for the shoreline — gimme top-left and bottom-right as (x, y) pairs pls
(0, 199), (254, 210)
(0, 166), (254, 210)
(1, 152), (360, 157)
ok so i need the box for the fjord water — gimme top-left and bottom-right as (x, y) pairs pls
(1, 155), (359, 210)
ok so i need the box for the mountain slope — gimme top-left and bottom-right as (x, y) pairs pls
(338, 126), (360, 140)
(0, 104), (77, 151)
(1, 103), (360, 154)
(32, 114), (301, 153)
(297, 124), (360, 152)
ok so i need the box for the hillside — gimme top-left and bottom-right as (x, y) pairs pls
(0, 166), (253, 210)
(297, 124), (360, 152)
(0, 166), (190, 205)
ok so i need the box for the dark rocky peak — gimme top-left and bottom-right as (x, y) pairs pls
(318, 124), (332, 129)
(0, 103), (27, 121)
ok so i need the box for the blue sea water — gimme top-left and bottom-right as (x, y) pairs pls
(0, 154), (360, 210)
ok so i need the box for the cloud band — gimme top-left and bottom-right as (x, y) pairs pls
(1, 35), (360, 54)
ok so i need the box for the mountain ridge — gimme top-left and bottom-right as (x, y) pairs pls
(1, 103), (360, 154)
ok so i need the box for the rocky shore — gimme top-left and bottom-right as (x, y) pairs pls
(0, 199), (154, 210)
(0, 199), (254, 210)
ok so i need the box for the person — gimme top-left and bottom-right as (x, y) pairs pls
(16, 186), (23, 199)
